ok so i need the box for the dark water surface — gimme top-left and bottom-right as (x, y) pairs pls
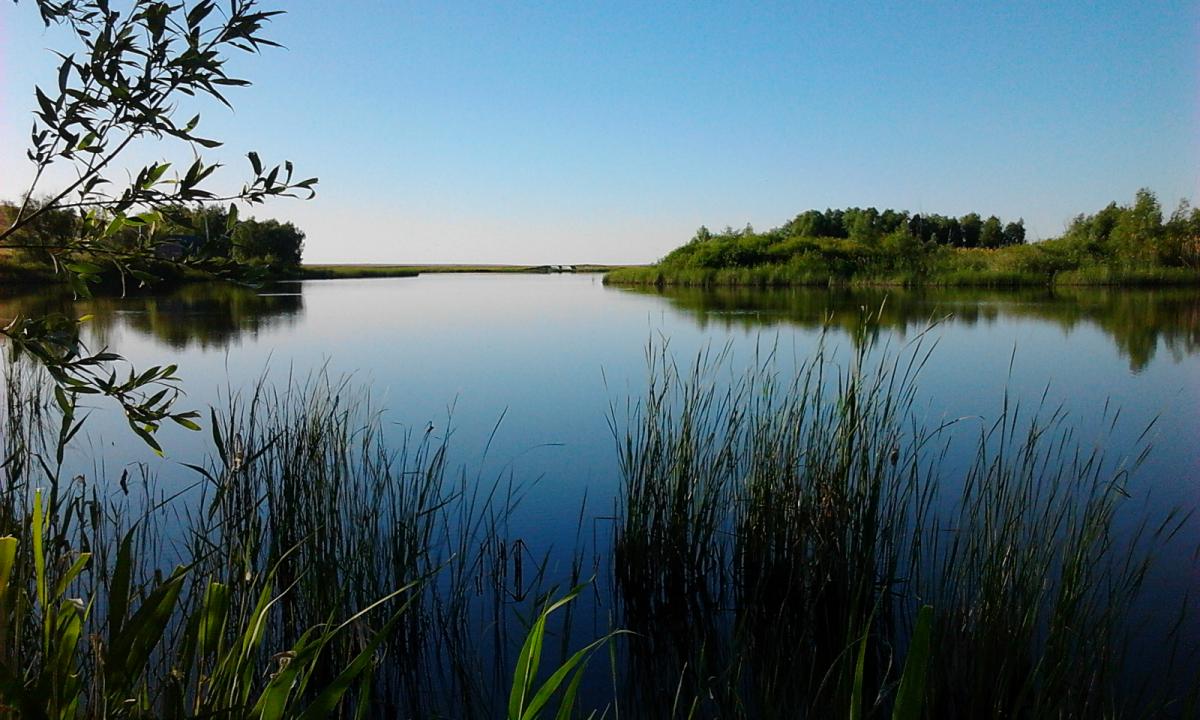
(2, 274), (1198, 706)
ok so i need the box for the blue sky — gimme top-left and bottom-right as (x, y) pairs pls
(2, 1), (1197, 263)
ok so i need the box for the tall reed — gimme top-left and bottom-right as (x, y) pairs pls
(0, 359), (592, 718)
(609, 317), (1194, 718)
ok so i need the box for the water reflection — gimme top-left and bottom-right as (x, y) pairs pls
(0, 281), (303, 350)
(2, 280), (1198, 373)
(614, 285), (1200, 372)
(1, 275), (1195, 715)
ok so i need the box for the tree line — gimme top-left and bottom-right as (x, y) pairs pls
(0, 198), (305, 272)
(687, 207), (1025, 253)
(1054, 189), (1200, 269)
(658, 190), (1197, 276)
(666, 205), (1027, 274)
(776, 207), (1026, 249)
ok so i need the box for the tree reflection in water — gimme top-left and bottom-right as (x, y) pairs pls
(615, 285), (1200, 372)
(0, 281), (303, 351)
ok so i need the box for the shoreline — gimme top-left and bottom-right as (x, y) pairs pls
(0, 258), (634, 287)
(5, 255), (1199, 291)
(603, 265), (1200, 289)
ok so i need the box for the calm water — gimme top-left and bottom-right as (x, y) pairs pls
(2, 274), (1198, 698)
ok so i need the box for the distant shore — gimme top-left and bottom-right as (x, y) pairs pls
(298, 263), (629, 279)
(0, 255), (637, 288)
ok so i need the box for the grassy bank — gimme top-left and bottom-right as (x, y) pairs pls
(1, 328), (1195, 717)
(0, 251), (256, 290)
(605, 257), (1200, 289)
(298, 263), (421, 278)
(601, 262), (1057, 288)
(0, 251), (60, 284)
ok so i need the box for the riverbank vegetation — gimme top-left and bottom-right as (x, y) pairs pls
(1, 200), (307, 287)
(2, 324), (1194, 717)
(606, 190), (1200, 288)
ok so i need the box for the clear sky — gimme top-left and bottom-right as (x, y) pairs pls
(2, 1), (1197, 264)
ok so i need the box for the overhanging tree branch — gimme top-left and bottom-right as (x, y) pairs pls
(2, 0), (315, 453)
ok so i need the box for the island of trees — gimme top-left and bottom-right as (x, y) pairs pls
(606, 189), (1200, 287)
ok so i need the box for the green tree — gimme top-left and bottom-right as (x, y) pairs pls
(233, 218), (305, 267)
(1002, 219), (1026, 247)
(881, 227), (923, 272)
(784, 209), (848, 238)
(847, 207), (882, 245)
(1109, 189), (1163, 266)
(959, 213), (982, 248)
(1063, 202), (1122, 259)
(1164, 200), (1200, 268)
(979, 215), (1003, 249)
(0, 198), (79, 259)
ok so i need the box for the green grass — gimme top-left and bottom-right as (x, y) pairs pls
(298, 264), (422, 278)
(1054, 265), (1200, 286)
(3, 250), (635, 287)
(604, 247), (1200, 289)
(605, 263), (1200, 289)
(0, 251), (247, 292)
(0, 253), (59, 284)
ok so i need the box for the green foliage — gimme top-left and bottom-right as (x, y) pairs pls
(1, 313), (198, 459)
(891, 606), (933, 720)
(0, 200), (79, 261)
(0, 511), (412, 719)
(979, 215), (1003, 249)
(1, 0), (317, 452)
(2, 328), (1195, 716)
(1059, 189), (1198, 270)
(508, 584), (620, 720)
(611, 191), (1200, 289)
(233, 218), (306, 268)
(1, 0), (317, 278)
(654, 204), (1026, 283)
(0, 362), (636, 719)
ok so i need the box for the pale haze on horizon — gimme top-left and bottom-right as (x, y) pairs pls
(1, 1), (1197, 265)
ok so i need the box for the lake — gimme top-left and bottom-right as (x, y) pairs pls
(2, 274), (1197, 714)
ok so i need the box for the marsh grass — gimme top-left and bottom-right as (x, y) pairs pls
(602, 261), (1200, 289)
(609, 323), (938, 718)
(170, 370), (602, 717)
(609, 316), (1195, 718)
(0, 359), (594, 718)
